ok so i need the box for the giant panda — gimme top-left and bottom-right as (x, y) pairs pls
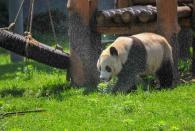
(97, 32), (173, 92)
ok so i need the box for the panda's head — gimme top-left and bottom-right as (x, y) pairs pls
(97, 46), (123, 82)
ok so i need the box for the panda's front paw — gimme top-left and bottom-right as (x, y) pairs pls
(112, 86), (119, 94)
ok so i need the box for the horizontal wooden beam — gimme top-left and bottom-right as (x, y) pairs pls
(96, 18), (190, 35)
(0, 30), (70, 69)
(96, 22), (157, 35)
(132, 0), (192, 5)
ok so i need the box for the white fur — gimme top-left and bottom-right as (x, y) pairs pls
(132, 33), (173, 75)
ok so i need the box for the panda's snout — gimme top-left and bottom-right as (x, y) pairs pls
(100, 76), (107, 81)
(100, 75), (111, 82)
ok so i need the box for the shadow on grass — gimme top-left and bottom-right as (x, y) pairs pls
(0, 82), (72, 101)
(0, 60), (64, 80)
(83, 87), (98, 95)
(37, 83), (71, 100)
(0, 87), (25, 97)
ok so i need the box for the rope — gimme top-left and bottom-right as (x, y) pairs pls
(24, 0), (35, 58)
(46, 0), (63, 51)
(0, 0), (25, 30)
(26, 0), (32, 32)
(14, 0), (25, 25)
(29, 0), (35, 33)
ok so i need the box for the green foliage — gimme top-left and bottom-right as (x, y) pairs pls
(178, 59), (191, 73)
(26, 9), (67, 34)
(189, 47), (193, 57)
(0, 0), (8, 27)
(33, 32), (69, 53)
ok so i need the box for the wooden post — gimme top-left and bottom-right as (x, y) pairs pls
(192, 0), (195, 77)
(9, 0), (24, 62)
(156, 0), (180, 83)
(67, 0), (101, 87)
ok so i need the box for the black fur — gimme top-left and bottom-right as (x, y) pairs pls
(156, 60), (173, 88)
(110, 47), (118, 56)
(113, 37), (147, 92)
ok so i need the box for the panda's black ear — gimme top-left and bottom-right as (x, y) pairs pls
(110, 47), (118, 56)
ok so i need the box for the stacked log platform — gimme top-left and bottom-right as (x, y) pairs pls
(96, 5), (192, 34)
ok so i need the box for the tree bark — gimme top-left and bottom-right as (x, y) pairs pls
(8, 0), (24, 62)
(0, 29), (69, 69)
(192, 0), (195, 77)
(157, 0), (180, 83)
(67, 0), (101, 87)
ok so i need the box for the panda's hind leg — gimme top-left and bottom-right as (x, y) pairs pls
(156, 59), (173, 88)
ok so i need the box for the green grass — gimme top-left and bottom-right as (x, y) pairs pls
(0, 35), (195, 130)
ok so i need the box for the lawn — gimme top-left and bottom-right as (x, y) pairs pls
(0, 35), (195, 130)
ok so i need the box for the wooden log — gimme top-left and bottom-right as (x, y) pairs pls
(97, 8), (133, 25)
(121, 9), (135, 23)
(138, 5), (192, 23)
(96, 9), (126, 25)
(157, 0), (180, 83)
(137, 5), (157, 23)
(96, 5), (192, 25)
(177, 5), (193, 18)
(121, 6), (152, 23)
(132, 0), (192, 5)
(67, 0), (101, 87)
(96, 11), (113, 25)
(0, 29), (70, 69)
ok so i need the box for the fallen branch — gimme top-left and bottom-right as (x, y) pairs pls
(0, 108), (46, 119)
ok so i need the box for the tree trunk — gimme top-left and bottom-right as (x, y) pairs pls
(67, 0), (102, 87)
(9, 0), (24, 62)
(156, 0), (180, 83)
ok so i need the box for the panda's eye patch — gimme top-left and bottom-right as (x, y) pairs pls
(105, 66), (111, 72)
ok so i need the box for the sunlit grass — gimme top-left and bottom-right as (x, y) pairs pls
(0, 36), (195, 130)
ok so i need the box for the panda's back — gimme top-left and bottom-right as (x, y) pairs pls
(132, 33), (172, 74)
